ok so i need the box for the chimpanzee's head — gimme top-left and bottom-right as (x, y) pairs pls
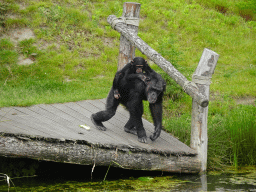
(131, 57), (148, 74)
(145, 78), (166, 104)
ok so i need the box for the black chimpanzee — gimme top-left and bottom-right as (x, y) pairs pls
(91, 57), (165, 143)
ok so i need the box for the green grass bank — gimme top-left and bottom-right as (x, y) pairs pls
(0, 0), (255, 170)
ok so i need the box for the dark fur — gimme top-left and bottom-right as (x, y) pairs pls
(91, 57), (165, 143)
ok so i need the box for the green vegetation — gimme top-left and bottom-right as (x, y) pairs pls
(0, 0), (255, 170)
(0, 175), (188, 191)
(1, 167), (256, 191)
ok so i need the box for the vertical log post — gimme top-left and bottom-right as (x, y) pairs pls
(190, 48), (219, 172)
(117, 2), (141, 70)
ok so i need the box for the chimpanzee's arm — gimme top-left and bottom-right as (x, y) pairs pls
(113, 62), (132, 88)
(112, 62), (133, 99)
(125, 63), (153, 82)
(126, 73), (150, 83)
(126, 65), (166, 91)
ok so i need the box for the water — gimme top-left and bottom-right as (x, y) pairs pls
(174, 173), (256, 191)
(1, 171), (256, 191)
(0, 162), (256, 191)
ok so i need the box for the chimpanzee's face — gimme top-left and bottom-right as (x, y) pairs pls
(132, 57), (147, 74)
(135, 65), (143, 73)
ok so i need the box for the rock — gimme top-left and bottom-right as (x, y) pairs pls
(9, 28), (35, 44)
(18, 55), (34, 65)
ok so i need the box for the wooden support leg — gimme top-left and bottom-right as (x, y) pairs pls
(190, 48), (219, 172)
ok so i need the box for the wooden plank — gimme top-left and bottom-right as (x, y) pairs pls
(86, 100), (128, 129)
(84, 100), (160, 150)
(86, 100), (174, 151)
(66, 102), (126, 130)
(1, 108), (56, 138)
(86, 99), (196, 155)
(35, 104), (128, 146)
(61, 102), (144, 148)
(98, 99), (196, 154)
(13, 106), (70, 139)
(0, 99), (199, 173)
(0, 121), (32, 135)
(98, 99), (159, 136)
(40, 102), (152, 149)
(13, 106), (84, 140)
(1, 105), (115, 145)
(1, 101), (196, 155)
(66, 101), (138, 143)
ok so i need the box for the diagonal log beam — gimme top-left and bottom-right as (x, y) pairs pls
(108, 15), (209, 107)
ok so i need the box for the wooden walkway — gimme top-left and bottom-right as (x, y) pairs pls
(0, 99), (200, 173)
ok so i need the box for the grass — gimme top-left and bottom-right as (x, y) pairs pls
(207, 104), (256, 170)
(195, 0), (256, 21)
(0, 0), (255, 169)
(228, 105), (256, 167)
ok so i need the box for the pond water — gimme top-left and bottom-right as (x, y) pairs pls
(174, 172), (256, 191)
(0, 164), (256, 191)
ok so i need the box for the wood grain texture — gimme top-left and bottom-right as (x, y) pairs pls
(0, 100), (200, 173)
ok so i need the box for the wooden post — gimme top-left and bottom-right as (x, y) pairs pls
(117, 2), (141, 70)
(190, 48), (219, 172)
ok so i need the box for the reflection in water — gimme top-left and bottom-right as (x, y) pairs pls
(201, 174), (207, 191)
(173, 172), (256, 192)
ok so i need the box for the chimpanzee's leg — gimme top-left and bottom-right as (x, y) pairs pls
(149, 99), (163, 141)
(126, 98), (147, 143)
(124, 115), (137, 135)
(91, 87), (119, 131)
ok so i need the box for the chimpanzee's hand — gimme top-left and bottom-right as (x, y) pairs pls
(137, 74), (150, 83)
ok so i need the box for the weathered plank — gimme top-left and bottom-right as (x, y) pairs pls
(0, 100), (200, 173)
(90, 99), (196, 155)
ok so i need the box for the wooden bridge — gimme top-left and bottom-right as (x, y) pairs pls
(0, 99), (200, 173)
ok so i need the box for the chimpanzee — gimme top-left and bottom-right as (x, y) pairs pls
(91, 57), (165, 143)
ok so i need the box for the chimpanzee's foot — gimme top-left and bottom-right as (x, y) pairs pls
(124, 126), (137, 135)
(138, 136), (147, 143)
(150, 133), (159, 141)
(90, 114), (107, 131)
(150, 126), (162, 141)
(150, 135), (157, 141)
